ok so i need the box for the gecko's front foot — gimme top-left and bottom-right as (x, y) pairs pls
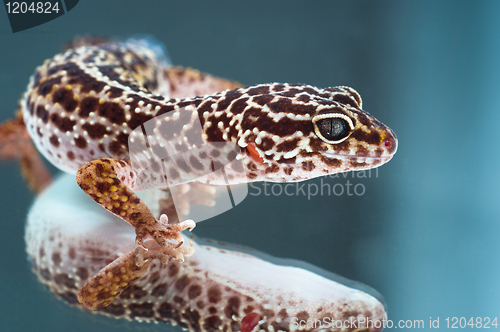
(77, 158), (197, 263)
(135, 215), (196, 262)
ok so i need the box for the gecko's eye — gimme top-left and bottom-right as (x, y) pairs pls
(312, 113), (354, 144)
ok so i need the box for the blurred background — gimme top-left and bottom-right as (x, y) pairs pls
(1, 1), (499, 331)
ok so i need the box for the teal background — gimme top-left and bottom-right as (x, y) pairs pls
(1, 1), (499, 331)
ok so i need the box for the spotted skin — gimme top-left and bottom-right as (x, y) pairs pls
(27, 175), (387, 332)
(18, 38), (397, 313)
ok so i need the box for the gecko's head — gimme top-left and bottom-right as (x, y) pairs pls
(235, 84), (398, 182)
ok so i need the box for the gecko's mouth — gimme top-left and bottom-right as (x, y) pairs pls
(320, 151), (394, 163)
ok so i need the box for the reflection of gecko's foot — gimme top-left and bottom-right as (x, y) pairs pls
(135, 214), (196, 263)
(78, 246), (152, 310)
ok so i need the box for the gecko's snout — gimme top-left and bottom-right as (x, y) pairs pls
(382, 126), (398, 156)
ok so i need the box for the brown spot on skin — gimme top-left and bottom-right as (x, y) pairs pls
(103, 303), (126, 316)
(151, 283), (168, 297)
(67, 151), (75, 160)
(252, 94), (274, 106)
(356, 145), (368, 156)
(52, 87), (78, 112)
(257, 137), (274, 152)
(275, 137), (300, 153)
(296, 94), (311, 103)
(79, 97), (99, 118)
(189, 155), (204, 171)
(351, 129), (381, 146)
(330, 93), (359, 108)
(82, 123), (111, 139)
(203, 315), (222, 330)
(54, 273), (76, 289)
(272, 84), (285, 92)
(108, 132), (129, 156)
(175, 158), (192, 173)
(224, 296), (241, 318)
(99, 101), (126, 124)
(49, 134), (59, 147)
(188, 284), (202, 299)
(227, 96), (249, 115)
(60, 292), (79, 304)
(296, 311), (309, 322)
(350, 161), (368, 168)
(262, 309), (275, 318)
(246, 85), (270, 96)
(75, 73), (106, 94)
(342, 310), (359, 319)
(168, 263), (179, 277)
(207, 285), (222, 303)
(76, 267), (89, 280)
(182, 309), (201, 331)
(158, 302), (177, 320)
(247, 172), (258, 179)
(107, 87), (123, 98)
(302, 160), (315, 171)
(50, 113), (76, 132)
(68, 247), (76, 259)
(155, 104), (175, 117)
(212, 149), (221, 158)
(243, 305), (255, 314)
(35, 105), (49, 123)
(268, 97), (316, 115)
(278, 308), (288, 318)
(173, 295), (186, 306)
(284, 166), (294, 175)
(174, 274), (190, 292)
(321, 156), (342, 168)
(122, 284), (148, 300)
(74, 136), (88, 149)
(208, 306), (217, 314)
(40, 268), (51, 280)
(149, 271), (161, 284)
(265, 164), (280, 174)
(128, 303), (154, 318)
(38, 76), (62, 96)
(97, 65), (137, 90)
(169, 168), (180, 180)
(52, 252), (62, 266)
(196, 300), (205, 309)
(354, 112), (373, 128)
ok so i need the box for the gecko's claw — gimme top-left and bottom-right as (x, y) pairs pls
(134, 216), (196, 262)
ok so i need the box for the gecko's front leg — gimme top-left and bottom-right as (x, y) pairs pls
(76, 158), (195, 262)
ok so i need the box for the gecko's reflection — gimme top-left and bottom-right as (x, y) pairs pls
(25, 174), (387, 332)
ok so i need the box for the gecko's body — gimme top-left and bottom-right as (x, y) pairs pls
(16, 37), (397, 317)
